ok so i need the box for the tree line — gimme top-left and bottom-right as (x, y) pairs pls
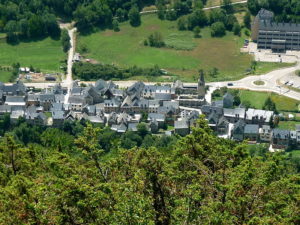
(72, 62), (163, 80)
(0, 116), (299, 224)
(0, 0), (154, 42)
(248, 0), (300, 22)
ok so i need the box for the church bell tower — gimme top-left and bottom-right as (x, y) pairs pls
(197, 71), (205, 99)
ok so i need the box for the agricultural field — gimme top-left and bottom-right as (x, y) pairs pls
(238, 90), (299, 112)
(0, 35), (66, 82)
(77, 14), (291, 82)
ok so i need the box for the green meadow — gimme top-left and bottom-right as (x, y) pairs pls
(77, 14), (293, 82)
(0, 36), (65, 82)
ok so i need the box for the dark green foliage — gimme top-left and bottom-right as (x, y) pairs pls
(233, 22), (241, 36)
(72, 62), (163, 80)
(0, 118), (299, 224)
(177, 17), (187, 30)
(222, 0), (233, 14)
(263, 96), (278, 113)
(112, 19), (120, 32)
(61, 29), (71, 53)
(147, 32), (165, 48)
(187, 9), (208, 30)
(247, 0), (300, 22)
(129, 5), (141, 27)
(193, 26), (201, 38)
(211, 21), (226, 37)
(244, 11), (251, 29)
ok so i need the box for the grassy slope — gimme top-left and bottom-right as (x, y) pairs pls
(0, 36), (66, 74)
(278, 121), (299, 130)
(238, 90), (299, 112)
(0, 70), (13, 82)
(77, 14), (293, 82)
(77, 14), (254, 82)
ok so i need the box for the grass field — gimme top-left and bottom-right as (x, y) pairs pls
(278, 121), (299, 130)
(0, 70), (13, 82)
(238, 90), (299, 112)
(0, 36), (66, 79)
(77, 14), (293, 82)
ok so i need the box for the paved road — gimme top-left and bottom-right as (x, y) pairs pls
(22, 61), (300, 101)
(63, 27), (76, 103)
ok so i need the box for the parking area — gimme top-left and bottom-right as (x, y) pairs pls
(243, 42), (300, 63)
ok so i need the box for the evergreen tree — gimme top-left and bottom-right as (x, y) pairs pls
(129, 5), (141, 27)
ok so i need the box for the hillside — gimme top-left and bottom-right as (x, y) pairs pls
(0, 118), (299, 224)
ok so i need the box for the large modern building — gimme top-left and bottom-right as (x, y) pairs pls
(252, 9), (300, 52)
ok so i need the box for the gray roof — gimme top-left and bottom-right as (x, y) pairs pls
(52, 111), (65, 119)
(0, 105), (11, 113)
(163, 101), (179, 109)
(257, 8), (274, 21)
(244, 124), (259, 134)
(259, 21), (300, 33)
(223, 92), (234, 101)
(128, 122), (138, 131)
(149, 100), (160, 107)
(175, 119), (189, 129)
(201, 105), (223, 115)
(105, 98), (120, 107)
(51, 103), (64, 112)
(273, 129), (290, 139)
(95, 79), (108, 91)
(40, 94), (55, 102)
(68, 95), (86, 104)
(224, 108), (245, 119)
(55, 94), (65, 103)
(148, 113), (165, 122)
(233, 120), (246, 133)
(154, 93), (171, 100)
(207, 112), (219, 125)
(5, 96), (25, 103)
(27, 94), (39, 101)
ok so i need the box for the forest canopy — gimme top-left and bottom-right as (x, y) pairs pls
(0, 116), (299, 224)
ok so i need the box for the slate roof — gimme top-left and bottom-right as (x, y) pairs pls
(51, 103), (64, 112)
(95, 79), (108, 91)
(223, 92), (234, 102)
(232, 120), (246, 134)
(244, 124), (259, 134)
(52, 111), (65, 119)
(68, 95), (86, 104)
(175, 119), (189, 129)
(207, 112), (219, 125)
(104, 98), (120, 107)
(154, 93), (171, 100)
(224, 108), (245, 119)
(148, 113), (165, 122)
(5, 96), (25, 103)
(272, 129), (290, 139)
(163, 101), (179, 109)
(40, 94), (55, 102)
(257, 8), (274, 21)
(128, 122), (138, 131)
(201, 105), (223, 115)
(0, 105), (12, 113)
